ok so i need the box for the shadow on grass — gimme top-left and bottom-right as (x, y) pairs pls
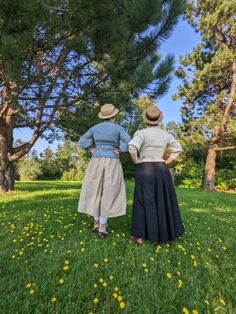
(1, 192), (79, 212)
(15, 181), (82, 192)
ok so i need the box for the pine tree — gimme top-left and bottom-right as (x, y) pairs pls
(0, 0), (185, 192)
(174, 0), (236, 191)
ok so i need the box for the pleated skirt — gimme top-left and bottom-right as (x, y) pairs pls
(132, 162), (185, 243)
(78, 157), (126, 218)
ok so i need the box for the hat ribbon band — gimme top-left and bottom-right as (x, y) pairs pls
(146, 113), (160, 121)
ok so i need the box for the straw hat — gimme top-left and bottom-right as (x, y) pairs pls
(98, 104), (119, 119)
(143, 105), (163, 125)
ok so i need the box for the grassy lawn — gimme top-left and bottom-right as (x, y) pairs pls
(0, 181), (235, 314)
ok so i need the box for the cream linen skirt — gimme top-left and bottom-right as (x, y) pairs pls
(78, 157), (127, 217)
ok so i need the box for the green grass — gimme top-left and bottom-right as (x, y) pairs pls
(0, 181), (235, 314)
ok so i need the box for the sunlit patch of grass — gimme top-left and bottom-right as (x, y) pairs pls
(0, 181), (235, 313)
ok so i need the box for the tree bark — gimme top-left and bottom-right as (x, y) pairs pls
(203, 58), (236, 192)
(0, 118), (11, 192)
(203, 147), (217, 191)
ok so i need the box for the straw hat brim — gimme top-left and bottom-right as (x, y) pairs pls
(143, 110), (163, 125)
(98, 108), (119, 119)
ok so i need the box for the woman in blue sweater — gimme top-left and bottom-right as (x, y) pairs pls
(78, 104), (131, 237)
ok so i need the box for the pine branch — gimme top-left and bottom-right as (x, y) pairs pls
(216, 146), (236, 152)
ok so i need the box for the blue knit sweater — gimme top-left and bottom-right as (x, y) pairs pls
(79, 121), (131, 158)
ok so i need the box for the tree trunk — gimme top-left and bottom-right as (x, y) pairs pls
(0, 164), (15, 192)
(203, 147), (217, 191)
(0, 118), (14, 192)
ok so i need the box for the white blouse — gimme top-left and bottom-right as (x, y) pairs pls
(128, 125), (182, 162)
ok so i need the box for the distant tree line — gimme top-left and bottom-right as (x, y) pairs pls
(16, 96), (236, 191)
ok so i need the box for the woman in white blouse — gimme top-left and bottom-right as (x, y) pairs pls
(128, 105), (185, 244)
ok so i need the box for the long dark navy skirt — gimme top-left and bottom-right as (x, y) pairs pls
(132, 162), (184, 243)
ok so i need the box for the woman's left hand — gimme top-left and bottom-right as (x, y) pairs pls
(113, 148), (120, 156)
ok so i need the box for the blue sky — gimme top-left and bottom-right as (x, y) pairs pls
(14, 20), (201, 153)
(158, 19), (201, 123)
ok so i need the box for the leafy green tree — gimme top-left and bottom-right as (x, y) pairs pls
(174, 0), (236, 191)
(17, 157), (42, 181)
(39, 147), (62, 179)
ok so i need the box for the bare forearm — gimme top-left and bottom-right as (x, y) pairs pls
(130, 152), (139, 164)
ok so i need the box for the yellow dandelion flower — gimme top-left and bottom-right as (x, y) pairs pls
(120, 302), (125, 309)
(142, 263), (147, 268)
(26, 283), (32, 289)
(114, 287), (119, 292)
(93, 283), (98, 288)
(166, 272), (172, 279)
(144, 268), (149, 272)
(190, 255), (195, 260)
(29, 289), (35, 295)
(109, 275), (114, 280)
(63, 265), (69, 271)
(204, 300), (210, 305)
(113, 293), (118, 299)
(104, 258), (109, 263)
(11, 255), (16, 259)
(94, 263), (99, 268)
(220, 299), (226, 306)
(103, 282), (108, 288)
(58, 279), (64, 285)
(150, 257), (155, 261)
(64, 260), (69, 265)
(182, 307), (189, 314)
(93, 298), (99, 304)
(222, 246), (227, 251)
(192, 310), (199, 314)
(193, 261), (198, 267)
(118, 296), (123, 302)
(51, 296), (57, 303)
(177, 271), (181, 276)
(81, 248), (85, 252)
(178, 280), (183, 288)
(99, 278), (104, 283)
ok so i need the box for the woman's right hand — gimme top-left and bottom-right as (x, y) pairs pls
(113, 148), (120, 156)
(165, 157), (174, 165)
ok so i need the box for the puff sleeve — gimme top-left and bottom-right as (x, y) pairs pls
(128, 130), (144, 153)
(167, 134), (182, 160)
(119, 128), (131, 152)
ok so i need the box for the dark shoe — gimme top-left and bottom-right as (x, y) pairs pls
(97, 231), (109, 238)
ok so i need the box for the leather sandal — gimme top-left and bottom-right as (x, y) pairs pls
(97, 223), (109, 238)
(129, 236), (144, 245)
(92, 220), (99, 233)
